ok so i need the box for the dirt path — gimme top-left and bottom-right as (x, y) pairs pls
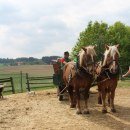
(0, 87), (130, 130)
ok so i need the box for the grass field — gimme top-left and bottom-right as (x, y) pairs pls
(0, 65), (129, 95)
(0, 65), (55, 94)
(0, 65), (54, 75)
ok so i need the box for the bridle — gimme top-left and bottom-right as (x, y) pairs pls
(103, 58), (119, 73)
(80, 54), (96, 76)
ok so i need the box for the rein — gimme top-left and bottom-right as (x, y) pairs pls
(80, 55), (95, 76)
(95, 59), (120, 84)
(81, 66), (94, 76)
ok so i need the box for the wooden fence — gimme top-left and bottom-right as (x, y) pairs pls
(0, 77), (15, 94)
(26, 73), (53, 91)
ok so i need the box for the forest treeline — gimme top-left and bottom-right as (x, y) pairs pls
(0, 56), (60, 66)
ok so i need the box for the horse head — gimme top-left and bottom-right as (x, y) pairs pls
(103, 44), (120, 74)
(79, 45), (97, 75)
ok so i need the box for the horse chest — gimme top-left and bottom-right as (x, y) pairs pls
(72, 76), (91, 88)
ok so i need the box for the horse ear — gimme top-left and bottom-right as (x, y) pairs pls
(82, 47), (87, 52)
(93, 45), (97, 49)
(105, 44), (109, 50)
(116, 44), (120, 48)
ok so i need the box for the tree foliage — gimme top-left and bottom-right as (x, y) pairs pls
(72, 21), (130, 72)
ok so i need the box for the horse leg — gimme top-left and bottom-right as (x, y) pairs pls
(73, 90), (76, 108)
(97, 86), (102, 104)
(107, 92), (110, 107)
(101, 90), (107, 113)
(68, 86), (75, 108)
(110, 90), (116, 113)
(98, 91), (102, 104)
(83, 89), (90, 114)
(75, 89), (82, 114)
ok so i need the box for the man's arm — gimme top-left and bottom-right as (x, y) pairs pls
(63, 61), (68, 65)
(122, 67), (130, 77)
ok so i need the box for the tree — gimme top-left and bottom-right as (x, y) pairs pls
(72, 21), (130, 72)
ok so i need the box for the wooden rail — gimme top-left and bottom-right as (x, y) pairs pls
(26, 73), (53, 92)
(0, 77), (15, 94)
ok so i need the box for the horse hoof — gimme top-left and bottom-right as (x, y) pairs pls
(102, 109), (107, 114)
(111, 109), (116, 113)
(59, 96), (63, 101)
(83, 111), (90, 114)
(76, 111), (82, 114)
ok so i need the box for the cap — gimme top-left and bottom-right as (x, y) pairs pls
(64, 51), (69, 55)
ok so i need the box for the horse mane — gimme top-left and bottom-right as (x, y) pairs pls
(110, 46), (120, 57)
(103, 45), (120, 66)
(79, 46), (96, 67)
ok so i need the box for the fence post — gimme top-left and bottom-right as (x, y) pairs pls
(20, 71), (23, 93)
(26, 73), (30, 92)
(10, 77), (15, 94)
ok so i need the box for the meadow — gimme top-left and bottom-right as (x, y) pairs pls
(0, 65), (55, 94)
(0, 65), (129, 95)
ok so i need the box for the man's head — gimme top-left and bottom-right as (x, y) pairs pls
(64, 51), (69, 59)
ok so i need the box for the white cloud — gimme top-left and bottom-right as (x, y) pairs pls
(0, 0), (130, 58)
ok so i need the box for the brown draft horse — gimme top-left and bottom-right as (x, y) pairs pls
(63, 46), (96, 114)
(96, 44), (120, 113)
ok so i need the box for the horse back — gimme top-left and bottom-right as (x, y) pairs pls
(63, 62), (76, 83)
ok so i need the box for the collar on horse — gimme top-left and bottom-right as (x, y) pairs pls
(98, 59), (120, 80)
(75, 55), (95, 76)
(77, 63), (95, 77)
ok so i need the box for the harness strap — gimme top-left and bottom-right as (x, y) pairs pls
(105, 71), (110, 79)
(58, 69), (72, 96)
(97, 77), (110, 84)
(58, 85), (68, 96)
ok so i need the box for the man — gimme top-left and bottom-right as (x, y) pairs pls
(60, 51), (71, 68)
(57, 51), (71, 101)
(122, 67), (130, 77)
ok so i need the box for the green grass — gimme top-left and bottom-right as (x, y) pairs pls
(0, 64), (5, 68)
(0, 73), (25, 94)
(0, 65), (129, 95)
(118, 80), (130, 88)
(0, 65), (55, 95)
(1, 73), (55, 95)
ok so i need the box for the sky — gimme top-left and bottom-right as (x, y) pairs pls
(0, 0), (130, 58)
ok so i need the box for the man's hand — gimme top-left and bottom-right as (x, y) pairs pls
(63, 61), (67, 65)
(122, 75), (126, 78)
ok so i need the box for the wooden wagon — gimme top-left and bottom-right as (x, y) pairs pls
(52, 60), (67, 101)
